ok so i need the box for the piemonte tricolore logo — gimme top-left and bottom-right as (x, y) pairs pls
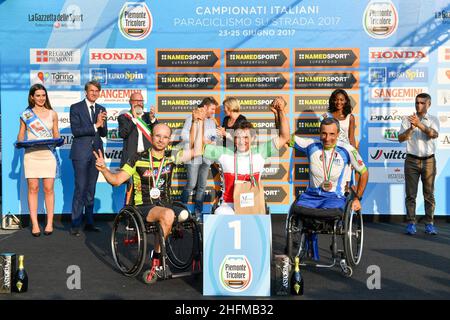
(118, 2), (152, 41)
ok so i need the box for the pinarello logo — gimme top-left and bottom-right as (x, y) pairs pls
(89, 49), (147, 64)
(371, 150), (383, 160)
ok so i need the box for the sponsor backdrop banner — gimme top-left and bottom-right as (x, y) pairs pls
(1, 0), (449, 216)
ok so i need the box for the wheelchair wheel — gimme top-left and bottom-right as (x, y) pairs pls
(166, 219), (201, 270)
(344, 204), (364, 266)
(111, 206), (147, 277)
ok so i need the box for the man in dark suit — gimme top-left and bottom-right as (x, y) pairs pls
(118, 92), (157, 167)
(69, 80), (107, 236)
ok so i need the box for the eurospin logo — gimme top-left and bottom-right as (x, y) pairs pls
(220, 255), (252, 293)
(369, 67), (428, 83)
(118, 2), (152, 40)
(363, 0), (398, 39)
(89, 68), (146, 85)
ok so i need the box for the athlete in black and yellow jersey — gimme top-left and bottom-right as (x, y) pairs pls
(93, 121), (203, 283)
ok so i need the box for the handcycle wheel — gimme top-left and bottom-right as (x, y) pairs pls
(142, 269), (159, 284)
(111, 206), (147, 277)
(344, 202), (364, 267)
(166, 219), (201, 270)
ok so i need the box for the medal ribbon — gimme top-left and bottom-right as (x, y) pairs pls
(322, 147), (336, 183)
(234, 151), (255, 187)
(149, 151), (166, 190)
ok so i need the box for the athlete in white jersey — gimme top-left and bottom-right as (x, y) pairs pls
(292, 117), (368, 211)
(202, 97), (290, 214)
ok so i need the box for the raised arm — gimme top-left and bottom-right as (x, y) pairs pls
(414, 116), (438, 139)
(348, 114), (356, 148)
(271, 97), (290, 149)
(179, 108), (205, 162)
(93, 149), (130, 187)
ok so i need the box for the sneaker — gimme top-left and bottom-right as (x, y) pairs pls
(143, 258), (161, 284)
(406, 223), (417, 235)
(425, 223), (437, 235)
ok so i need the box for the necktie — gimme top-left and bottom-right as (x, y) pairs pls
(89, 105), (95, 124)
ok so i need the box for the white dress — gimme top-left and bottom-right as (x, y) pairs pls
(23, 111), (57, 179)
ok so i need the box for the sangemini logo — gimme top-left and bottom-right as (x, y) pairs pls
(363, 0), (398, 39)
(118, 2), (152, 40)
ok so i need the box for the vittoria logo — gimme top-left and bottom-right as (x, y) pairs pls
(103, 147), (123, 163)
(89, 49), (147, 64)
(369, 47), (429, 63)
(369, 148), (406, 163)
(363, 0), (398, 39)
(118, 2), (152, 41)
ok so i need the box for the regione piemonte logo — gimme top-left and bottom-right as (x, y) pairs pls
(118, 2), (152, 40)
(363, 0), (398, 39)
(30, 49), (81, 65)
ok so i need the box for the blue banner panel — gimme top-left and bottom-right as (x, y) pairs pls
(203, 215), (271, 296)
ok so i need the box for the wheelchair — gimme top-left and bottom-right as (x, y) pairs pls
(111, 201), (203, 283)
(285, 192), (363, 277)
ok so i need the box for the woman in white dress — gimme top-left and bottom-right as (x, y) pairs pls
(17, 84), (60, 237)
(321, 89), (357, 192)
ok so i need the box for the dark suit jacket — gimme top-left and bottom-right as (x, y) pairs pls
(118, 112), (158, 167)
(69, 100), (107, 160)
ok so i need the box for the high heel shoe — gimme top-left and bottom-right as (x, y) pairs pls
(32, 230), (41, 237)
(44, 230), (53, 236)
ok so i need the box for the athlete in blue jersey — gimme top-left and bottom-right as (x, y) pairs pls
(292, 117), (368, 211)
